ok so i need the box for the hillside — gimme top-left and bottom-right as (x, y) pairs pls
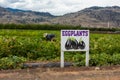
(0, 6), (54, 24)
(51, 6), (120, 28)
(0, 6), (120, 28)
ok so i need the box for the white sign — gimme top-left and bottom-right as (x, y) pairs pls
(60, 30), (89, 68)
(61, 30), (89, 51)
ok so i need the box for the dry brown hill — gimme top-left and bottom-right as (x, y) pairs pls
(0, 6), (120, 28)
(51, 6), (120, 28)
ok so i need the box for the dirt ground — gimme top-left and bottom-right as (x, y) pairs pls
(0, 65), (120, 80)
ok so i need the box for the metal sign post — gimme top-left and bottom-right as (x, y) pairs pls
(61, 30), (89, 68)
(60, 51), (64, 68)
(86, 50), (89, 66)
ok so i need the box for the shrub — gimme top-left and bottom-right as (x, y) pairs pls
(0, 56), (26, 69)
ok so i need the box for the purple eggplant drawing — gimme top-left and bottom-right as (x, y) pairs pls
(65, 38), (72, 50)
(65, 37), (78, 50)
(78, 38), (85, 49)
(71, 37), (78, 49)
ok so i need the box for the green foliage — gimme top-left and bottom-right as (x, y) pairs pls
(0, 29), (120, 69)
(73, 54), (85, 66)
(0, 24), (79, 30)
(89, 53), (120, 66)
(0, 23), (120, 31)
(0, 56), (26, 69)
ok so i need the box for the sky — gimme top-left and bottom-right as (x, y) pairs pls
(0, 0), (120, 15)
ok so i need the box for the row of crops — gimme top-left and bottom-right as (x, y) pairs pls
(0, 23), (120, 31)
(0, 29), (120, 69)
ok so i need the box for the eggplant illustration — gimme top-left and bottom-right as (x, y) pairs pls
(65, 37), (78, 50)
(78, 38), (85, 49)
(65, 38), (72, 50)
(71, 37), (78, 49)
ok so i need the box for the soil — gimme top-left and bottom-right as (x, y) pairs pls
(0, 65), (120, 80)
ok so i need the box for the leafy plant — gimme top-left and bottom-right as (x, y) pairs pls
(0, 29), (120, 69)
(0, 56), (26, 69)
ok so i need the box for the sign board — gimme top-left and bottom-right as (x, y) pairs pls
(61, 30), (89, 68)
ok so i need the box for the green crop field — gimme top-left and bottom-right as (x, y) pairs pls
(0, 29), (120, 69)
